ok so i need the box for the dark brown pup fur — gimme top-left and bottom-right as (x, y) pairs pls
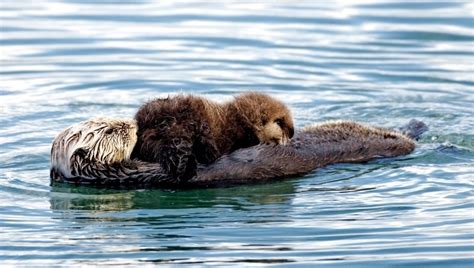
(132, 92), (294, 181)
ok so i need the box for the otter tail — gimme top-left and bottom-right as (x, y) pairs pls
(399, 119), (428, 140)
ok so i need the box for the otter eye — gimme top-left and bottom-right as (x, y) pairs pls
(104, 128), (114, 135)
(274, 118), (284, 127)
(73, 147), (89, 158)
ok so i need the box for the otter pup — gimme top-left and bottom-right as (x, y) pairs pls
(133, 92), (295, 182)
(50, 118), (427, 189)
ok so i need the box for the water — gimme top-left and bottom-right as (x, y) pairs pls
(1, 0), (473, 266)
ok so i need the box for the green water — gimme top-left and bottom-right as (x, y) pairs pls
(0, 1), (473, 266)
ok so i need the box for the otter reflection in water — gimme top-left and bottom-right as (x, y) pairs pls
(50, 118), (427, 189)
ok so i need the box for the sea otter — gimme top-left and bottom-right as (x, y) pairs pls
(50, 118), (138, 181)
(50, 118), (428, 189)
(133, 92), (294, 182)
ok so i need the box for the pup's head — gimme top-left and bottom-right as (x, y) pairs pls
(233, 92), (294, 145)
(50, 118), (137, 177)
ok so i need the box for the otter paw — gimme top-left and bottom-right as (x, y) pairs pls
(158, 137), (197, 183)
(174, 153), (197, 182)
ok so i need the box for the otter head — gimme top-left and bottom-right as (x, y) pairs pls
(50, 118), (137, 177)
(232, 92), (294, 145)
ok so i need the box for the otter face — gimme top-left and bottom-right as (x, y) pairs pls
(51, 118), (137, 177)
(233, 92), (295, 145)
(261, 114), (295, 145)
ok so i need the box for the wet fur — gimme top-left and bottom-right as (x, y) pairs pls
(50, 118), (427, 189)
(132, 92), (294, 182)
(50, 118), (137, 180)
(193, 121), (417, 187)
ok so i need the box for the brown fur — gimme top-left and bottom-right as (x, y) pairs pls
(50, 118), (427, 189)
(193, 120), (418, 186)
(132, 92), (294, 181)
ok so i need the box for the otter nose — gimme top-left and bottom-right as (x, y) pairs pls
(288, 127), (295, 139)
(121, 123), (134, 130)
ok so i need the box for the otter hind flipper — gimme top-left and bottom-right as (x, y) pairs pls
(399, 119), (428, 140)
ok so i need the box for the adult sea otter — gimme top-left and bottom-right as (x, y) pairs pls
(50, 118), (427, 189)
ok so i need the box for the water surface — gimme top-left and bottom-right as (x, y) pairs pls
(1, 0), (473, 266)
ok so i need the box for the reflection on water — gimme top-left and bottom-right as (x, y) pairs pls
(1, 0), (473, 266)
(49, 181), (297, 210)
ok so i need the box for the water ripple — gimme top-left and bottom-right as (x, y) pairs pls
(1, 0), (473, 266)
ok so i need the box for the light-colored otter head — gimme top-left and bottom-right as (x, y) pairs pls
(232, 92), (295, 145)
(50, 118), (137, 177)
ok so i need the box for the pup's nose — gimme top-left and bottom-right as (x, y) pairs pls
(288, 127), (295, 138)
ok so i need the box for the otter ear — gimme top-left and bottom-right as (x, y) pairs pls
(73, 147), (89, 159)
